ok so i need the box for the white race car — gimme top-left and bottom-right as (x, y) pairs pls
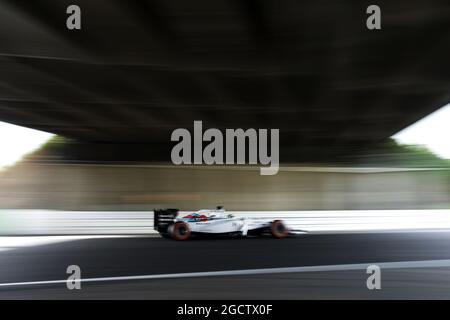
(154, 206), (289, 240)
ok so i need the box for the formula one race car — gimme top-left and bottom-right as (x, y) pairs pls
(154, 206), (289, 240)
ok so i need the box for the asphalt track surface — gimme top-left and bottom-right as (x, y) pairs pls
(2, 232), (450, 299)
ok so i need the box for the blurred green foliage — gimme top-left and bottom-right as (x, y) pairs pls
(354, 138), (450, 167)
(19, 136), (450, 168)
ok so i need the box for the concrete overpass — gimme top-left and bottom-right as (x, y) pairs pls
(0, 0), (449, 161)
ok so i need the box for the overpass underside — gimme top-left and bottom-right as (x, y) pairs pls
(0, 0), (449, 162)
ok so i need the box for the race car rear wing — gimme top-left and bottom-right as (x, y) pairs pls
(154, 208), (179, 233)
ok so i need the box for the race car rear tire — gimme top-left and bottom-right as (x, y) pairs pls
(169, 221), (191, 241)
(270, 220), (288, 239)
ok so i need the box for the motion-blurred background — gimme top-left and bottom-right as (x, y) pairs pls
(0, 0), (449, 226)
(1, 0), (450, 300)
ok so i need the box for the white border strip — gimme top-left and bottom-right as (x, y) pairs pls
(2, 259), (450, 288)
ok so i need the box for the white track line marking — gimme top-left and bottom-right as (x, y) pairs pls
(2, 259), (450, 288)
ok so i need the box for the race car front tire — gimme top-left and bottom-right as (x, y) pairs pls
(270, 220), (288, 239)
(169, 221), (191, 241)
